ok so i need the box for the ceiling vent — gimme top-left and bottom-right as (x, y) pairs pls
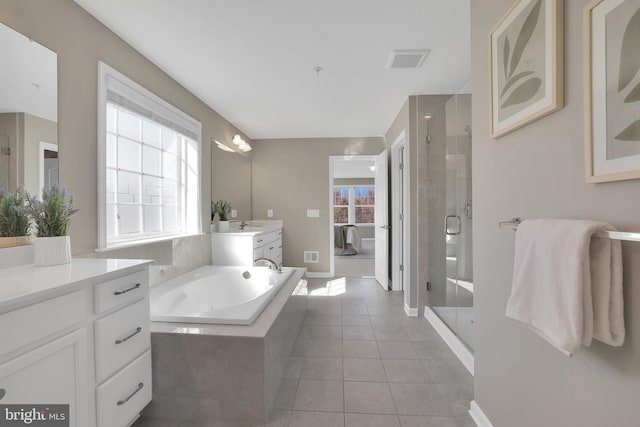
(387, 49), (430, 69)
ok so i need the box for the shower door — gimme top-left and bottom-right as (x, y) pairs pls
(430, 92), (474, 351)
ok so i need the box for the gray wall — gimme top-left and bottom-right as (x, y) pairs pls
(23, 113), (58, 196)
(472, 1), (640, 426)
(251, 137), (385, 273)
(0, 0), (252, 254)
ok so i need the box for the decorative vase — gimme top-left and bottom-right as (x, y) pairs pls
(0, 235), (33, 249)
(218, 221), (230, 232)
(34, 235), (71, 266)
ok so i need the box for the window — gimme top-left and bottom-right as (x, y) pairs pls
(98, 62), (201, 249)
(333, 186), (375, 225)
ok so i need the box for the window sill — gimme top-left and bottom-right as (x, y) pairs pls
(95, 232), (205, 253)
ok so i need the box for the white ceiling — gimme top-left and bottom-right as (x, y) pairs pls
(73, 0), (470, 140)
(0, 23), (57, 122)
(334, 159), (375, 179)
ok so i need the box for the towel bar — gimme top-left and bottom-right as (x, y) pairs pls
(498, 217), (640, 242)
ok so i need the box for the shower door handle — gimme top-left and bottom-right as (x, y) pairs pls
(444, 215), (461, 236)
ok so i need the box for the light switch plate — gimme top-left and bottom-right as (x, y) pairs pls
(307, 209), (320, 218)
(267, 209), (274, 218)
(231, 209), (237, 218)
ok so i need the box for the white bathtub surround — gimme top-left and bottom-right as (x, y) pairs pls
(34, 235), (72, 266)
(142, 267), (306, 425)
(506, 219), (624, 356)
(0, 258), (153, 427)
(151, 266), (294, 325)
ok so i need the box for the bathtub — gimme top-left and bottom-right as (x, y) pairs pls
(150, 265), (295, 325)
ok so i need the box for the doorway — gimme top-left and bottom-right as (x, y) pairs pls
(391, 131), (408, 299)
(329, 154), (387, 285)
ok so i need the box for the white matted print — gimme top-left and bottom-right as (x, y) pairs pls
(585, 0), (640, 183)
(489, 0), (564, 139)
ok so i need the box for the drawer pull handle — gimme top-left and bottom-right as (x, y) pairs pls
(269, 246), (274, 250)
(113, 283), (141, 296)
(279, 245), (282, 249)
(115, 327), (142, 344)
(117, 382), (144, 406)
(0, 388), (5, 400)
(257, 239), (263, 243)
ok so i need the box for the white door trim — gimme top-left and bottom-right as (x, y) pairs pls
(328, 155), (377, 278)
(390, 131), (408, 294)
(38, 141), (58, 198)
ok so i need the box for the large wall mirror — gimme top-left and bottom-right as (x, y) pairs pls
(0, 22), (58, 197)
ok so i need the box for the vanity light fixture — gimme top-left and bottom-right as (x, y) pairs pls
(424, 114), (432, 120)
(214, 139), (235, 152)
(232, 134), (252, 152)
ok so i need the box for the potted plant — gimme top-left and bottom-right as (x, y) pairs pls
(0, 188), (33, 248)
(28, 186), (79, 266)
(213, 200), (232, 232)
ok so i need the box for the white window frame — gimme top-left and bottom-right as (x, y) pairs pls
(333, 185), (375, 226)
(97, 62), (202, 250)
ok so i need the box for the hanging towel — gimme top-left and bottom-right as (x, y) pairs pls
(505, 219), (624, 356)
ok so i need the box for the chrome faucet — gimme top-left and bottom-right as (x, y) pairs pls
(239, 220), (247, 230)
(254, 257), (281, 273)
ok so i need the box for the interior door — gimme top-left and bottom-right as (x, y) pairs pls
(374, 149), (389, 289)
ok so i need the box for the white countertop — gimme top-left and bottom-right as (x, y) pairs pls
(0, 258), (152, 312)
(213, 225), (282, 236)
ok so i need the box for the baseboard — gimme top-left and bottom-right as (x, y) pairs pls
(305, 272), (333, 278)
(424, 306), (474, 376)
(469, 401), (494, 427)
(404, 303), (418, 317)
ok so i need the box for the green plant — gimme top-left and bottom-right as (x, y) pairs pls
(28, 186), (79, 237)
(0, 188), (31, 237)
(213, 200), (231, 221)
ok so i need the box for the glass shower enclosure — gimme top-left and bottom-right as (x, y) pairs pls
(423, 88), (474, 351)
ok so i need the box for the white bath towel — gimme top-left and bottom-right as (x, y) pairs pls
(505, 219), (624, 356)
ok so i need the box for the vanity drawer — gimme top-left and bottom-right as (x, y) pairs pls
(95, 299), (150, 382)
(0, 290), (85, 358)
(94, 270), (148, 314)
(96, 350), (151, 427)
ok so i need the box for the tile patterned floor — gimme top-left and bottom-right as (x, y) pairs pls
(135, 277), (475, 427)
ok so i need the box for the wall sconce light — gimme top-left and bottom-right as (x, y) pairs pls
(423, 114), (432, 120)
(232, 134), (252, 152)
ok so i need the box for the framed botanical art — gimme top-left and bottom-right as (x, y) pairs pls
(584, 0), (640, 183)
(489, 0), (564, 139)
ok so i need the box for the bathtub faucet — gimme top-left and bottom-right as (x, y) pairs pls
(254, 257), (281, 273)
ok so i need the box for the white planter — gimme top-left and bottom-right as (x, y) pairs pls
(217, 221), (230, 232)
(34, 235), (72, 266)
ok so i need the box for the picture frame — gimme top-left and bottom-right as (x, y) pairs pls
(584, 0), (640, 183)
(489, 0), (564, 139)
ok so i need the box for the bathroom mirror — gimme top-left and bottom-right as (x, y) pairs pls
(0, 22), (58, 197)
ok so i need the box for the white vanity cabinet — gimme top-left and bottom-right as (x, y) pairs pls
(0, 258), (152, 427)
(212, 227), (283, 267)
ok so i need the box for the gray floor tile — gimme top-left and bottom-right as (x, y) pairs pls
(314, 313), (343, 325)
(390, 383), (453, 416)
(342, 314), (371, 326)
(284, 357), (304, 379)
(383, 359), (432, 383)
(274, 379), (298, 409)
(435, 384), (473, 416)
(412, 341), (456, 360)
(343, 326), (376, 340)
(302, 357), (343, 380)
(345, 413), (401, 427)
(377, 341), (419, 359)
(374, 325), (410, 341)
(399, 415), (461, 427)
(343, 358), (387, 382)
(344, 381), (396, 414)
(421, 360), (473, 384)
(343, 340), (380, 358)
(293, 339), (343, 357)
(298, 324), (312, 338)
(310, 325), (343, 339)
(264, 409), (290, 427)
(369, 315), (401, 327)
(342, 305), (369, 315)
(403, 327), (441, 342)
(288, 411), (344, 427)
(293, 380), (344, 412)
